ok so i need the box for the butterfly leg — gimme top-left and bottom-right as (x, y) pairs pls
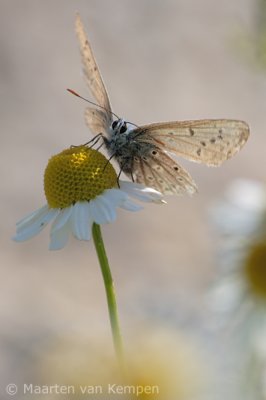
(84, 132), (104, 148)
(70, 133), (104, 149)
(130, 171), (135, 182)
(116, 159), (132, 188)
(95, 141), (105, 151)
(116, 167), (124, 188)
(102, 153), (116, 175)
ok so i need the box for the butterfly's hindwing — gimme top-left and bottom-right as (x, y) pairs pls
(133, 149), (198, 195)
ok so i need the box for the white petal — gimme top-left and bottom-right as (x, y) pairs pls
(120, 199), (143, 211)
(49, 223), (70, 250)
(104, 188), (143, 211)
(70, 202), (92, 240)
(226, 179), (266, 212)
(89, 195), (116, 224)
(99, 195), (117, 222)
(88, 199), (105, 224)
(16, 204), (50, 233)
(13, 206), (58, 242)
(50, 206), (73, 234)
(119, 181), (164, 203)
(207, 276), (245, 314)
(210, 202), (263, 236)
(103, 188), (128, 205)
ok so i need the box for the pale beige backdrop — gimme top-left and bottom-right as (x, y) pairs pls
(1, 0), (265, 395)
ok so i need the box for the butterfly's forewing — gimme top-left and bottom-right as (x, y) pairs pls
(133, 119), (249, 166)
(133, 150), (198, 195)
(75, 14), (112, 132)
(84, 108), (111, 136)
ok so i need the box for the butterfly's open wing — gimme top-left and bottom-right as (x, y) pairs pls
(75, 14), (112, 132)
(132, 119), (249, 166)
(85, 108), (111, 136)
(132, 150), (197, 195)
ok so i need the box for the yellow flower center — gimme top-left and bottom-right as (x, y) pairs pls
(244, 241), (266, 300)
(44, 146), (117, 208)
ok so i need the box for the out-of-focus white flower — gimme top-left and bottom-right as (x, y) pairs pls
(31, 328), (206, 400)
(208, 179), (266, 325)
(205, 180), (266, 400)
(210, 179), (266, 237)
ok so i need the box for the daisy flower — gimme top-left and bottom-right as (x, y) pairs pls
(13, 145), (164, 251)
(208, 179), (266, 327)
(205, 180), (266, 400)
(13, 144), (165, 364)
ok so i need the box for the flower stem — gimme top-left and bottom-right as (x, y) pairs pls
(92, 223), (125, 369)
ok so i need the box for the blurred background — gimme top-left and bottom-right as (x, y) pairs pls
(1, 0), (266, 398)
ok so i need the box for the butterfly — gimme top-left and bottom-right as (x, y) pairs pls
(73, 13), (249, 195)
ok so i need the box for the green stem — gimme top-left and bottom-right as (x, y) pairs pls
(92, 223), (125, 369)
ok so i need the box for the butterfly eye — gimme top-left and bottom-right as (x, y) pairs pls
(119, 123), (127, 134)
(112, 120), (118, 129)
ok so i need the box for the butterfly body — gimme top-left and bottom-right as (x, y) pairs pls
(75, 14), (250, 195)
(104, 119), (157, 176)
(104, 119), (134, 154)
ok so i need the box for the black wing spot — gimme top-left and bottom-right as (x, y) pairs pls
(200, 141), (206, 147)
(173, 166), (179, 171)
(210, 138), (216, 144)
(218, 134), (223, 140)
(142, 156), (148, 161)
(189, 128), (195, 136)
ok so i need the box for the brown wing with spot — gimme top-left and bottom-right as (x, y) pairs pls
(132, 149), (198, 195)
(132, 119), (249, 166)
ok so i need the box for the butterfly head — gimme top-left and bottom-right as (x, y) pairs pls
(111, 118), (128, 135)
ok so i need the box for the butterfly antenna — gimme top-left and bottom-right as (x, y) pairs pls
(67, 89), (120, 120)
(126, 120), (139, 128)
